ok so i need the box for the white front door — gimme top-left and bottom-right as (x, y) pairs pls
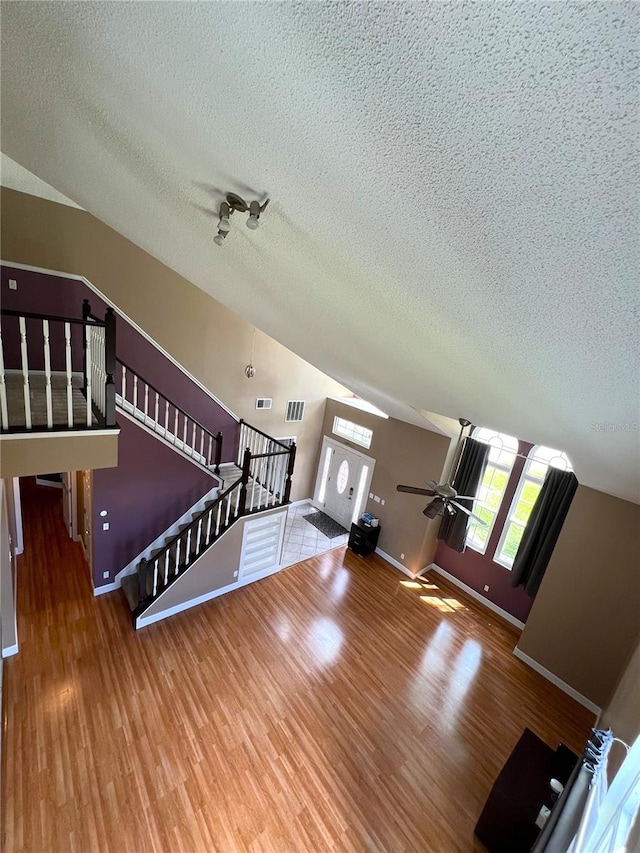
(313, 437), (375, 530)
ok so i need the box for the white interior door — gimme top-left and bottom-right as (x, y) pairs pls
(61, 472), (75, 540)
(314, 438), (375, 530)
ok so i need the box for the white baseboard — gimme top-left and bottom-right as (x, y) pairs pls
(513, 647), (601, 716)
(425, 564), (525, 631)
(375, 547), (414, 579)
(2, 643), (19, 658)
(136, 562), (282, 629)
(93, 580), (120, 596)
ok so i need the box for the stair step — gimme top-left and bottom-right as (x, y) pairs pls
(121, 574), (139, 612)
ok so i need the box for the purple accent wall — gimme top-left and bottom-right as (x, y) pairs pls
(434, 439), (536, 624)
(0, 266), (239, 451)
(1, 264), (241, 589)
(92, 416), (213, 587)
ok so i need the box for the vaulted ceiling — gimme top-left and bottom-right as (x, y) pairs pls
(1, 2), (638, 502)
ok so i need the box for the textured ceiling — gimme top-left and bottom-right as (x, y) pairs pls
(1, 2), (638, 502)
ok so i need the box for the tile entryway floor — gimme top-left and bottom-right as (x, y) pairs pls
(281, 503), (349, 568)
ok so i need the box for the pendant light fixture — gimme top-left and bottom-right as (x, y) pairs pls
(245, 327), (256, 378)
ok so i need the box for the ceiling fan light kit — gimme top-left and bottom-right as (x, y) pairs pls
(215, 193), (269, 245)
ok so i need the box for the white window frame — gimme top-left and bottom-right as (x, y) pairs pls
(494, 444), (572, 569)
(332, 416), (373, 450)
(465, 427), (518, 555)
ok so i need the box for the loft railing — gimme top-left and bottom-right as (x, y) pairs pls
(0, 305), (116, 432)
(238, 420), (296, 506)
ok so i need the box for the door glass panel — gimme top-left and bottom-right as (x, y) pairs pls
(336, 460), (349, 494)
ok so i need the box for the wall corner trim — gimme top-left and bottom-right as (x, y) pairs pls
(425, 564), (526, 631)
(513, 646), (601, 716)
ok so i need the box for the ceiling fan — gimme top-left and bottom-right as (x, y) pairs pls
(396, 418), (488, 525)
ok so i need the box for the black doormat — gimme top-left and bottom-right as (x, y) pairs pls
(302, 511), (348, 540)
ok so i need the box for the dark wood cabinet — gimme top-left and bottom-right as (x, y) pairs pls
(348, 522), (380, 556)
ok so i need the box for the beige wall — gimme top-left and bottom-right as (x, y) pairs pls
(519, 485), (640, 708)
(600, 635), (640, 748)
(0, 431), (118, 479)
(319, 399), (451, 575)
(0, 188), (350, 501)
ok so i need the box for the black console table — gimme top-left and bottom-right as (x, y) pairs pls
(348, 521), (380, 556)
(474, 728), (578, 853)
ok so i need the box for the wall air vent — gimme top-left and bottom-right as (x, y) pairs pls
(255, 398), (272, 410)
(285, 400), (305, 423)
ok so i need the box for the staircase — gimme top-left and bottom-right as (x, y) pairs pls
(1, 296), (297, 626)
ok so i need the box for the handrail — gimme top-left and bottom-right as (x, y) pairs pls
(0, 308), (105, 327)
(249, 450), (290, 459)
(239, 419), (290, 449)
(117, 357), (219, 443)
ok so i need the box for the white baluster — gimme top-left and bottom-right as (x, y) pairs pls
(199, 430), (205, 463)
(183, 414), (188, 448)
(19, 317), (32, 429)
(42, 320), (53, 428)
(154, 392), (159, 432)
(235, 482), (242, 516)
(216, 502), (222, 536)
(152, 560), (159, 597)
(191, 422), (197, 455)
(143, 383), (149, 421)
(133, 374), (138, 412)
(208, 434), (213, 467)
(175, 539), (181, 576)
(164, 551), (169, 585)
(121, 364), (127, 405)
(65, 323), (73, 427)
(195, 519), (202, 555)
(226, 494), (232, 525)
(164, 400), (169, 436)
(85, 325), (92, 426)
(0, 330), (8, 430)
(186, 529), (192, 563)
(205, 509), (212, 545)
(173, 409), (179, 443)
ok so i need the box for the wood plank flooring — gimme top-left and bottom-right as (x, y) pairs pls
(2, 479), (595, 852)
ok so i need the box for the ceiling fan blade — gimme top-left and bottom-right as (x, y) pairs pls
(454, 495), (478, 502)
(397, 485), (437, 496)
(450, 500), (487, 526)
(423, 497), (445, 519)
(425, 480), (439, 491)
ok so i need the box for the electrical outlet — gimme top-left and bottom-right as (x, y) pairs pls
(8, 279), (17, 290)
(102, 522), (109, 531)
(233, 570), (238, 577)
(103, 571), (109, 579)
(483, 584), (490, 592)
(400, 553), (405, 560)
(381, 499), (385, 506)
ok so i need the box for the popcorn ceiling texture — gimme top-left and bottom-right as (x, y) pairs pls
(1, 2), (638, 502)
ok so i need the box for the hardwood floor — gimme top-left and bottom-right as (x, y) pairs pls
(3, 479), (595, 852)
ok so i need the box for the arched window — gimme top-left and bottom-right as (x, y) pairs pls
(465, 427), (518, 554)
(494, 445), (572, 568)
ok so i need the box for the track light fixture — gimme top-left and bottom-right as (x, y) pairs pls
(214, 192), (269, 246)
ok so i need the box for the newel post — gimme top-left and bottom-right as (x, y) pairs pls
(82, 299), (91, 391)
(283, 442), (297, 504)
(138, 559), (148, 604)
(239, 447), (251, 516)
(104, 307), (117, 427)
(214, 431), (223, 474)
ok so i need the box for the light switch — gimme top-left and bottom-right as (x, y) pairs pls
(373, 495), (381, 503)
(8, 279), (17, 290)
(381, 499), (385, 506)
(102, 522), (109, 531)
(103, 571), (110, 579)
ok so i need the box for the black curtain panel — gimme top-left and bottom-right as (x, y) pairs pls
(439, 437), (490, 552)
(511, 468), (578, 597)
